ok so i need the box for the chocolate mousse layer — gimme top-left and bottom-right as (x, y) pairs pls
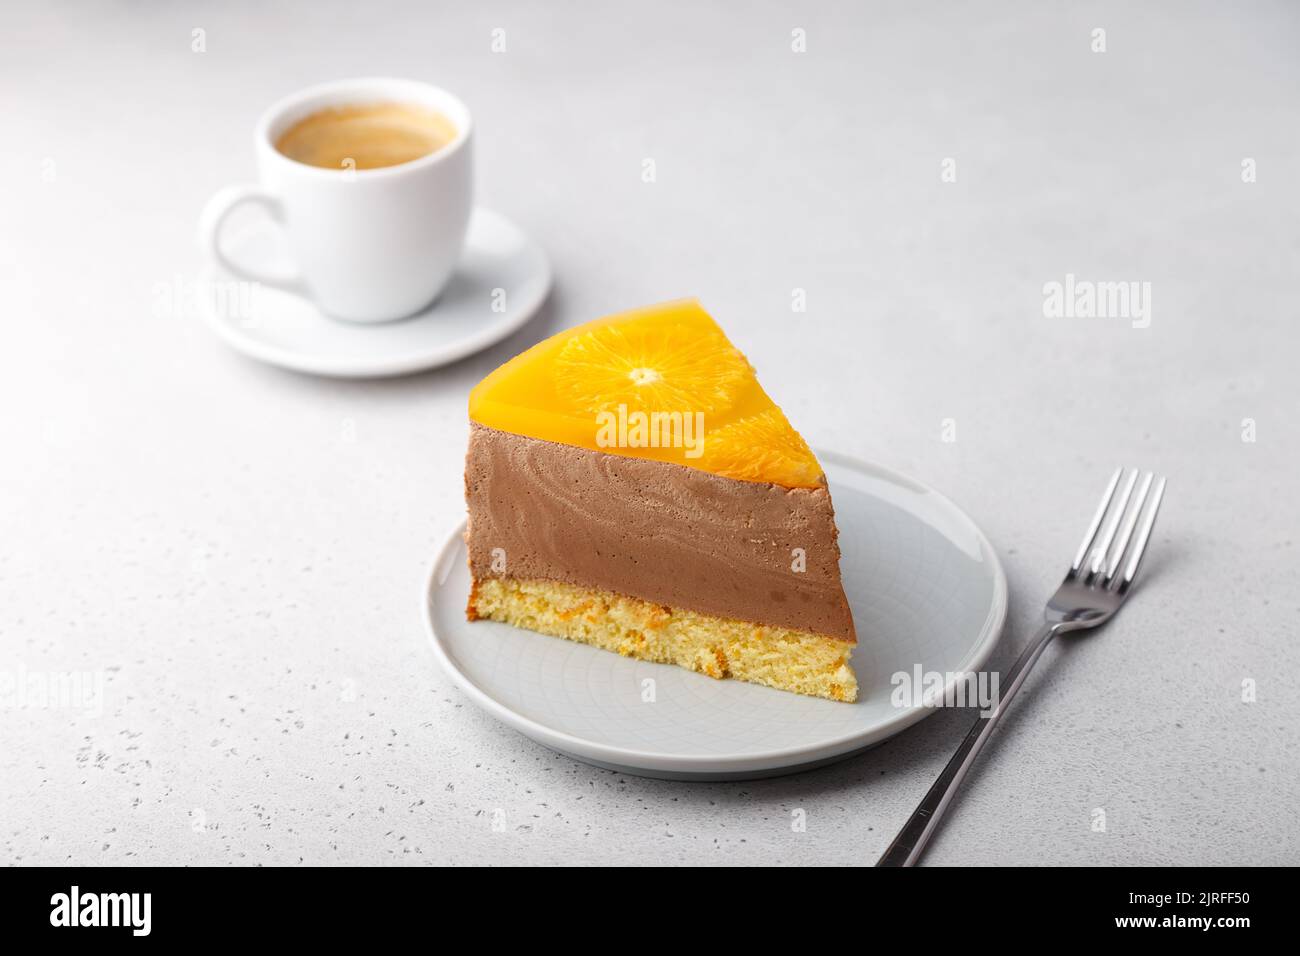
(464, 423), (856, 642)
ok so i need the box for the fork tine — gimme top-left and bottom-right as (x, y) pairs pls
(1121, 476), (1167, 586)
(1072, 467), (1123, 572)
(1104, 471), (1153, 580)
(1089, 468), (1138, 574)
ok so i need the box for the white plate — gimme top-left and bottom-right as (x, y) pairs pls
(423, 451), (1007, 780)
(197, 207), (550, 378)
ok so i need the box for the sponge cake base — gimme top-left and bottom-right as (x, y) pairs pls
(469, 577), (858, 703)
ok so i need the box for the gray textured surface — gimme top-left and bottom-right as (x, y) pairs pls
(1, 0), (1297, 866)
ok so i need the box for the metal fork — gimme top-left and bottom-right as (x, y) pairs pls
(877, 467), (1167, 867)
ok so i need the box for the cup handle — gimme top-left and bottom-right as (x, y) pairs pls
(198, 184), (306, 294)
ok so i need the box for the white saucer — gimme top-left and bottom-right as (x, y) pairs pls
(423, 452), (1008, 781)
(197, 208), (550, 378)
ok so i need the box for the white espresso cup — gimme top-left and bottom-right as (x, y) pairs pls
(199, 77), (473, 323)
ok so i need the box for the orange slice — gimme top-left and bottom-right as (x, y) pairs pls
(468, 299), (825, 488)
(554, 323), (751, 414)
(695, 408), (823, 487)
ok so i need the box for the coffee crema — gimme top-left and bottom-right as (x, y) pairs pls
(274, 102), (458, 171)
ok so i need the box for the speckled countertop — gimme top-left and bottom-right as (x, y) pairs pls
(2, 0), (1297, 865)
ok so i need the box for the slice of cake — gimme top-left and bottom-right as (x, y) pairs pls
(464, 300), (858, 701)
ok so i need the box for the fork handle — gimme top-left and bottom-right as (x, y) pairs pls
(876, 621), (1061, 867)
